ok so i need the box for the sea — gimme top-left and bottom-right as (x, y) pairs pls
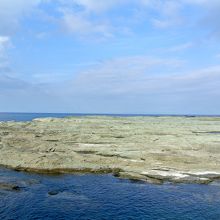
(0, 112), (220, 220)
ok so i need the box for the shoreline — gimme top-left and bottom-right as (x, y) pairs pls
(1, 165), (220, 185)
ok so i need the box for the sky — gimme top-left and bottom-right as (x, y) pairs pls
(0, 0), (220, 114)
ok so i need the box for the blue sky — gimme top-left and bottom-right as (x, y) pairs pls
(0, 0), (220, 114)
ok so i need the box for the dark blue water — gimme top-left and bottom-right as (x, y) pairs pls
(1, 112), (219, 122)
(0, 112), (93, 122)
(1, 168), (220, 220)
(0, 112), (165, 122)
(0, 112), (151, 122)
(1, 113), (220, 220)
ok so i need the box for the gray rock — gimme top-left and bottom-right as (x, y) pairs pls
(1, 116), (220, 184)
(0, 182), (21, 191)
(48, 190), (59, 196)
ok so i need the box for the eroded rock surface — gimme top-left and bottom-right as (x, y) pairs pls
(1, 116), (220, 183)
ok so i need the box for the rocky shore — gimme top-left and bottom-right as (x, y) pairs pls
(1, 116), (220, 184)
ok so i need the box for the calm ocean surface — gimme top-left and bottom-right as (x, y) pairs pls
(1, 113), (220, 220)
(0, 112), (163, 122)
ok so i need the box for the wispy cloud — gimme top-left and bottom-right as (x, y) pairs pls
(0, 74), (29, 90)
(67, 56), (219, 97)
(150, 1), (184, 28)
(1, 54), (219, 113)
(0, 36), (11, 71)
(0, 0), (219, 40)
(59, 8), (114, 39)
(167, 42), (194, 52)
(0, 36), (10, 56)
(0, 1), (220, 114)
(0, 0), (41, 35)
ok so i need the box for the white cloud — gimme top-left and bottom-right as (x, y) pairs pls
(200, 4), (220, 38)
(0, 74), (28, 90)
(1, 54), (219, 114)
(56, 0), (214, 38)
(151, 18), (182, 28)
(149, 0), (184, 28)
(0, 0), (219, 39)
(0, 36), (11, 71)
(56, 0), (187, 38)
(71, 0), (125, 13)
(57, 0), (129, 13)
(144, 0), (220, 34)
(182, 0), (220, 38)
(57, 0), (132, 39)
(60, 56), (220, 99)
(0, 0), (42, 35)
(168, 42), (193, 52)
(68, 56), (185, 95)
(0, 36), (10, 55)
(56, 0), (187, 39)
(60, 9), (113, 39)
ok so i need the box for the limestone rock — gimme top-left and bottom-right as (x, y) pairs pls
(1, 116), (220, 184)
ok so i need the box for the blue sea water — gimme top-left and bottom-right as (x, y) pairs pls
(1, 112), (218, 122)
(1, 113), (220, 220)
(0, 112), (152, 122)
(1, 168), (220, 220)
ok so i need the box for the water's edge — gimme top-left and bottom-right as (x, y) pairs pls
(1, 166), (220, 220)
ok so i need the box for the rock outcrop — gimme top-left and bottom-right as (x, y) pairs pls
(1, 116), (220, 184)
